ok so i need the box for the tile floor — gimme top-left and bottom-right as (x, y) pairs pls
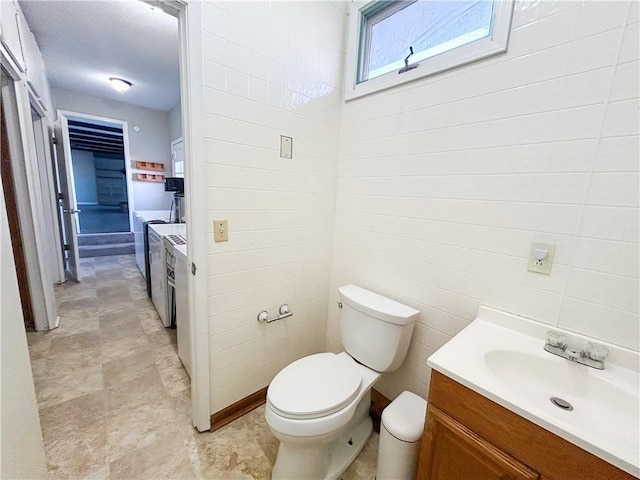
(27, 254), (378, 479)
(78, 205), (130, 234)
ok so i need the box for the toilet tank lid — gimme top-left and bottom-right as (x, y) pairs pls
(381, 391), (427, 443)
(338, 285), (420, 326)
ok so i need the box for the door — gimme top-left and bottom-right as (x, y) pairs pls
(31, 106), (65, 284)
(53, 116), (80, 281)
(418, 406), (539, 480)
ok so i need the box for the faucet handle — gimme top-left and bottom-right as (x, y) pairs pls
(546, 330), (567, 349)
(585, 342), (609, 362)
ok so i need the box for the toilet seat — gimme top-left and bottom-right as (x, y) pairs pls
(267, 353), (362, 420)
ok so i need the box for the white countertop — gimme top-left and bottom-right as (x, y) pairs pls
(134, 210), (171, 223)
(148, 223), (187, 237)
(427, 306), (640, 477)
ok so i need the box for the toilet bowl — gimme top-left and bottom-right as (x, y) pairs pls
(266, 352), (380, 479)
(266, 285), (420, 480)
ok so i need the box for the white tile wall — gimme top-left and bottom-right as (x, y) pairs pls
(202, 0), (638, 409)
(328, 0), (640, 402)
(201, 1), (346, 413)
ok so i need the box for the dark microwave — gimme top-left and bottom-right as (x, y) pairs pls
(164, 177), (184, 194)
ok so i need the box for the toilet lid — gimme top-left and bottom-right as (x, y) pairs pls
(268, 353), (362, 420)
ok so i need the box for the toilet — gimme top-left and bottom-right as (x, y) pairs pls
(265, 284), (420, 480)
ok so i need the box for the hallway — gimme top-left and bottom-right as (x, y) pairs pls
(27, 255), (194, 479)
(26, 255), (378, 479)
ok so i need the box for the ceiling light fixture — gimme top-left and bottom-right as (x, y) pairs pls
(109, 77), (132, 92)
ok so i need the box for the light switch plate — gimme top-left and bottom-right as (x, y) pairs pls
(214, 220), (228, 242)
(280, 135), (292, 159)
(527, 242), (555, 274)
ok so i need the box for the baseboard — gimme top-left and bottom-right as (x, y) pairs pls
(209, 386), (391, 434)
(210, 386), (268, 432)
(370, 389), (392, 433)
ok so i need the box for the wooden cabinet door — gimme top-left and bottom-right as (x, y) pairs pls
(418, 406), (539, 480)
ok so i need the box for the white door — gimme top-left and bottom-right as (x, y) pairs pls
(53, 116), (81, 282)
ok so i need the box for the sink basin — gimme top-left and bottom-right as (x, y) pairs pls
(427, 307), (640, 477)
(484, 350), (639, 447)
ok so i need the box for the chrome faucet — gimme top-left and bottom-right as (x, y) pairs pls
(544, 331), (609, 370)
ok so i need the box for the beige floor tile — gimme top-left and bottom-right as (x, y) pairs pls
(106, 365), (169, 416)
(40, 391), (109, 480)
(100, 334), (151, 364)
(98, 311), (142, 332)
(97, 301), (148, 318)
(55, 284), (97, 303)
(153, 344), (184, 370)
(58, 297), (99, 314)
(46, 332), (102, 374)
(146, 328), (178, 348)
(191, 406), (277, 480)
(140, 310), (166, 334)
(50, 315), (101, 338)
(26, 331), (52, 359)
(107, 401), (180, 463)
(102, 350), (155, 388)
(109, 430), (196, 480)
(32, 254), (380, 479)
(341, 431), (379, 480)
(36, 364), (104, 409)
(158, 363), (191, 397)
(99, 318), (146, 343)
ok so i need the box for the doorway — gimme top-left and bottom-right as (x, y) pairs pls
(14, 0), (210, 436)
(67, 118), (131, 234)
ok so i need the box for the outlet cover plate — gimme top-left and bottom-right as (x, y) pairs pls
(527, 242), (555, 274)
(280, 135), (292, 159)
(214, 220), (228, 242)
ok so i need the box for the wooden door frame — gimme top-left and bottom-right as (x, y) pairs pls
(1, 47), (58, 332)
(1, 82), (35, 330)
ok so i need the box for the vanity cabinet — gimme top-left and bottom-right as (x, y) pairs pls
(417, 371), (635, 480)
(421, 406), (538, 480)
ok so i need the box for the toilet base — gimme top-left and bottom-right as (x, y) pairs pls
(325, 414), (373, 480)
(271, 393), (373, 480)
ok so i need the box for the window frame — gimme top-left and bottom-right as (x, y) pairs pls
(344, 0), (515, 101)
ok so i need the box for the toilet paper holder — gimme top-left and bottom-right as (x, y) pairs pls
(257, 304), (293, 323)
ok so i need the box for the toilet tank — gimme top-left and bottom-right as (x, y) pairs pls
(338, 285), (420, 373)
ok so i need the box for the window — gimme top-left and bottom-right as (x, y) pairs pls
(344, 0), (514, 100)
(171, 138), (184, 178)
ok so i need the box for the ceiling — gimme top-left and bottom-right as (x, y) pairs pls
(19, 0), (180, 111)
(67, 119), (125, 156)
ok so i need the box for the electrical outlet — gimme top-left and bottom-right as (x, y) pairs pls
(527, 243), (555, 274)
(214, 220), (228, 242)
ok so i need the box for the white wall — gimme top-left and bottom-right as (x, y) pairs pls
(52, 88), (174, 213)
(0, 180), (48, 480)
(328, 0), (639, 401)
(71, 149), (97, 204)
(169, 101), (182, 140)
(1, 0), (55, 118)
(201, 1), (346, 413)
